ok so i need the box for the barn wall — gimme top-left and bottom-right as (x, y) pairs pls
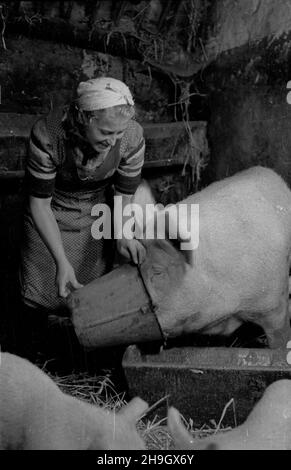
(0, 0), (205, 121)
(199, 0), (291, 185)
(0, 37), (172, 122)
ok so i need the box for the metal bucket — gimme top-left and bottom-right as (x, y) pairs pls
(67, 264), (163, 349)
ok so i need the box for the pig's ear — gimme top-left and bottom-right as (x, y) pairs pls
(133, 180), (156, 205)
(133, 181), (156, 234)
(118, 397), (149, 422)
(168, 407), (195, 449)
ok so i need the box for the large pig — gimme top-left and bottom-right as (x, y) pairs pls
(168, 379), (291, 450)
(0, 352), (148, 450)
(69, 166), (291, 349)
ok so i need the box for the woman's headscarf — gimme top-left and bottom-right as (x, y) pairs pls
(76, 77), (134, 112)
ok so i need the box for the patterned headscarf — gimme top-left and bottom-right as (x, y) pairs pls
(76, 77), (134, 111)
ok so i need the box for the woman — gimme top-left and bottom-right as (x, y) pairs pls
(20, 77), (146, 316)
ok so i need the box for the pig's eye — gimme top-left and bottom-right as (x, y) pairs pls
(152, 265), (164, 275)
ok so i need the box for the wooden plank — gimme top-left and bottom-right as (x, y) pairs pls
(143, 121), (207, 140)
(6, 17), (142, 61)
(0, 171), (25, 180)
(143, 160), (187, 169)
(0, 113), (206, 139)
(123, 345), (291, 427)
(0, 113), (207, 178)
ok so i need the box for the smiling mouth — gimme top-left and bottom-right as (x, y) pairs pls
(95, 141), (110, 149)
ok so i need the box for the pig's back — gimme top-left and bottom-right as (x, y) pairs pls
(188, 166), (291, 209)
(185, 166), (291, 244)
(181, 167), (291, 293)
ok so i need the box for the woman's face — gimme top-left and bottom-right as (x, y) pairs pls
(84, 108), (130, 152)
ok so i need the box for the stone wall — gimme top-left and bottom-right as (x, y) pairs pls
(0, 37), (172, 122)
(196, 0), (291, 186)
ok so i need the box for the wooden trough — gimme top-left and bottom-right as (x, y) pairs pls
(122, 344), (291, 428)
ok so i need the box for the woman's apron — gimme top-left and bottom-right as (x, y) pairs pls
(20, 114), (120, 312)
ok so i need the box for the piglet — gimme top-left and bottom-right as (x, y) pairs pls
(0, 352), (147, 450)
(168, 380), (291, 450)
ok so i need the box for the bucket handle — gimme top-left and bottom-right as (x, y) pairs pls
(137, 264), (167, 347)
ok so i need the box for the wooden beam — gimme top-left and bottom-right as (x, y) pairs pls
(5, 19), (143, 61)
(0, 113), (207, 178)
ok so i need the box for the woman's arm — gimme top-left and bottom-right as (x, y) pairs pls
(29, 196), (83, 297)
(114, 191), (146, 265)
(114, 121), (146, 264)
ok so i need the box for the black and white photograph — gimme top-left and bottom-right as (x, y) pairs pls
(1, 0), (291, 457)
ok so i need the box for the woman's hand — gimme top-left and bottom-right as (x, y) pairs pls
(56, 259), (84, 298)
(116, 238), (146, 265)
(29, 196), (84, 298)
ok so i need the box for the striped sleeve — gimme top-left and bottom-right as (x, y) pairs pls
(115, 120), (145, 195)
(25, 118), (57, 198)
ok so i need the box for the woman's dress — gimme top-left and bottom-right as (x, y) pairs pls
(20, 107), (145, 311)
